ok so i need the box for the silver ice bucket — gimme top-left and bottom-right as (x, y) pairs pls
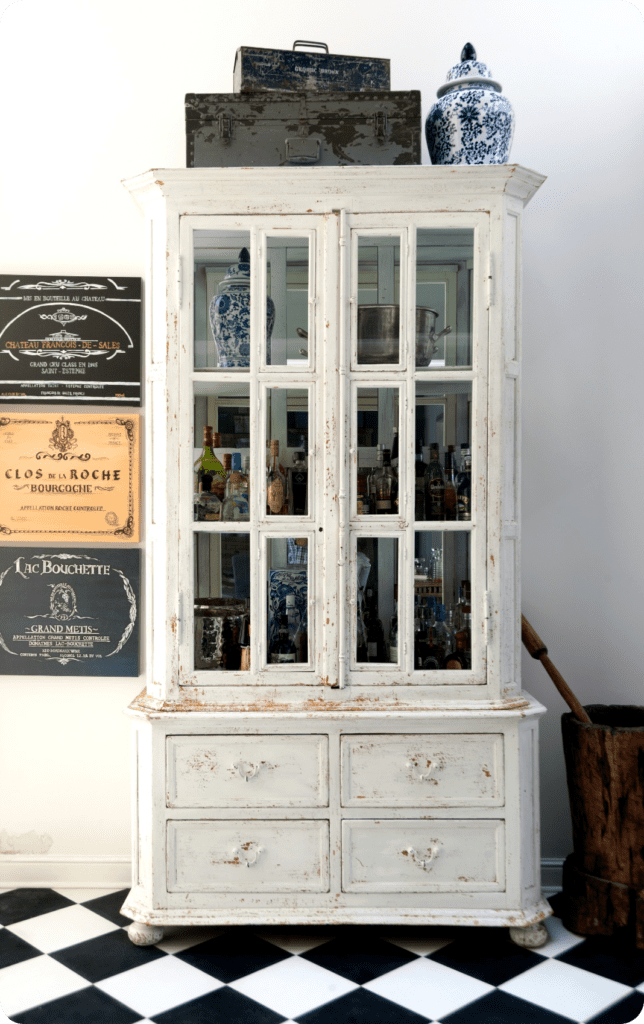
(357, 305), (451, 366)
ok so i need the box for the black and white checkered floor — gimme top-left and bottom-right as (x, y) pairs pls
(1, 889), (643, 1024)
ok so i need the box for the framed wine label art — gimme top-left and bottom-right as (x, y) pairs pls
(0, 548), (140, 676)
(0, 413), (140, 542)
(0, 275), (142, 404)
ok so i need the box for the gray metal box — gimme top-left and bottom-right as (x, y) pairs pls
(185, 91), (421, 168)
(233, 43), (390, 94)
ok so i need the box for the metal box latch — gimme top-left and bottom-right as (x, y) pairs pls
(373, 111), (387, 139)
(219, 114), (233, 139)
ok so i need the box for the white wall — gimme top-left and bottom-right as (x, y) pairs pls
(0, 0), (642, 886)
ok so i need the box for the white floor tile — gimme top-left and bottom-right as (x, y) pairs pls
(96, 955), (223, 1018)
(533, 916), (587, 958)
(0, 954), (88, 1017)
(52, 887), (122, 904)
(255, 928), (332, 954)
(6, 903), (119, 952)
(500, 957), (632, 1021)
(229, 954), (358, 1018)
(364, 956), (494, 1020)
(386, 934), (454, 956)
(156, 926), (224, 954)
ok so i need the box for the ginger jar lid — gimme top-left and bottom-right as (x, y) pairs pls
(219, 248), (251, 289)
(436, 43), (503, 97)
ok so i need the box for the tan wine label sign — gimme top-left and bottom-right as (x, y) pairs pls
(0, 414), (140, 542)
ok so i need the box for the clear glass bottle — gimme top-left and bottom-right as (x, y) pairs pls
(444, 445), (457, 521)
(433, 604), (454, 658)
(221, 453), (250, 521)
(266, 439), (287, 515)
(456, 444), (472, 521)
(373, 447), (396, 515)
(365, 588), (387, 662)
(241, 453), (250, 506)
(425, 442), (445, 521)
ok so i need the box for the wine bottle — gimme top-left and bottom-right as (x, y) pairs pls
(373, 448), (396, 515)
(456, 444), (472, 521)
(414, 440), (426, 521)
(425, 443), (445, 520)
(444, 445), (457, 521)
(269, 614), (297, 663)
(266, 439), (287, 515)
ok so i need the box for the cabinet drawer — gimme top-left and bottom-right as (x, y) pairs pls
(341, 734), (504, 807)
(166, 734), (328, 808)
(167, 819), (330, 892)
(342, 819), (505, 892)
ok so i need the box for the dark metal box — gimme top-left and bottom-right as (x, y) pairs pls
(233, 42), (390, 94)
(185, 91), (420, 168)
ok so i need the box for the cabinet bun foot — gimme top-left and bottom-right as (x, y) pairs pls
(509, 922), (549, 948)
(127, 921), (164, 946)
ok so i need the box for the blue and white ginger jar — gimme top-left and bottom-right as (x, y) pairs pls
(209, 248), (276, 368)
(425, 43), (514, 165)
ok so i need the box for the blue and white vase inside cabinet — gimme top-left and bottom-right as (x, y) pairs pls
(209, 248), (276, 368)
(425, 43), (514, 165)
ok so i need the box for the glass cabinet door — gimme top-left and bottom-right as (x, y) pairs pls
(347, 220), (486, 686)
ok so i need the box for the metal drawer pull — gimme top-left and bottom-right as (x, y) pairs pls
(406, 845), (440, 871)
(406, 759), (437, 781)
(232, 843), (264, 868)
(233, 761), (261, 782)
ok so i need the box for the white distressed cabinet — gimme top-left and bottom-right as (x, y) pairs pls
(121, 165), (551, 946)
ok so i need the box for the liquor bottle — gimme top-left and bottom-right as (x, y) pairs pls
(288, 450), (308, 516)
(266, 439), (287, 515)
(388, 585), (398, 663)
(444, 445), (457, 521)
(456, 444), (472, 521)
(365, 589), (387, 662)
(241, 454), (250, 504)
(194, 426), (224, 508)
(443, 615), (471, 670)
(239, 614), (250, 671)
(195, 486), (222, 522)
(413, 597), (428, 669)
(222, 614), (242, 671)
(423, 607), (446, 670)
(425, 443), (445, 520)
(373, 447), (396, 515)
(433, 604), (454, 658)
(221, 453), (250, 521)
(367, 456), (380, 514)
(269, 614), (297, 663)
(285, 593), (302, 652)
(414, 440), (426, 521)
(357, 468), (370, 515)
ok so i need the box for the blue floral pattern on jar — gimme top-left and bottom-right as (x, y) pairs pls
(426, 44), (514, 166)
(209, 248), (276, 368)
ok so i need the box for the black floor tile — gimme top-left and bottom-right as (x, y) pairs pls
(428, 930), (544, 986)
(295, 986), (428, 1024)
(10, 985), (141, 1024)
(586, 991), (644, 1023)
(300, 933), (419, 983)
(50, 926), (167, 982)
(151, 985), (285, 1024)
(0, 889), (75, 927)
(80, 889), (132, 927)
(0, 929), (41, 969)
(557, 934), (644, 987)
(174, 928), (292, 983)
(440, 988), (580, 1023)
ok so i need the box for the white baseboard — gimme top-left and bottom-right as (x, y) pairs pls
(0, 855), (131, 889)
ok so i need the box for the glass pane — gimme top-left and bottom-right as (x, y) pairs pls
(416, 228), (473, 369)
(266, 388), (309, 516)
(414, 381), (472, 522)
(194, 533), (250, 671)
(267, 538), (309, 665)
(266, 237), (310, 367)
(413, 531), (471, 672)
(357, 235), (401, 365)
(193, 229), (251, 370)
(194, 382), (250, 522)
(356, 537), (399, 664)
(356, 387), (399, 516)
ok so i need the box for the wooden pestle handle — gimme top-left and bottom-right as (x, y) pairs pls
(521, 615), (592, 725)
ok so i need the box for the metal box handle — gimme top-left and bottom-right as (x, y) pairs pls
(285, 137), (321, 165)
(293, 41), (329, 52)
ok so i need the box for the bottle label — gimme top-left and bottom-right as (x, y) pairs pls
(389, 646), (398, 662)
(268, 480), (284, 514)
(376, 499), (391, 511)
(277, 652), (297, 663)
(367, 642), (378, 658)
(444, 657), (463, 670)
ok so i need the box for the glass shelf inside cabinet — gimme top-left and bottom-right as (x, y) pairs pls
(415, 228), (474, 370)
(194, 532), (250, 672)
(355, 386), (399, 517)
(265, 236), (312, 368)
(415, 381), (472, 523)
(413, 530), (471, 674)
(193, 381), (250, 523)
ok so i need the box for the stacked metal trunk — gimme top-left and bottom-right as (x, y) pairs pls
(186, 42), (421, 167)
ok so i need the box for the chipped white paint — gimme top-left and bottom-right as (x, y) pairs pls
(121, 165), (550, 946)
(0, 830), (53, 855)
